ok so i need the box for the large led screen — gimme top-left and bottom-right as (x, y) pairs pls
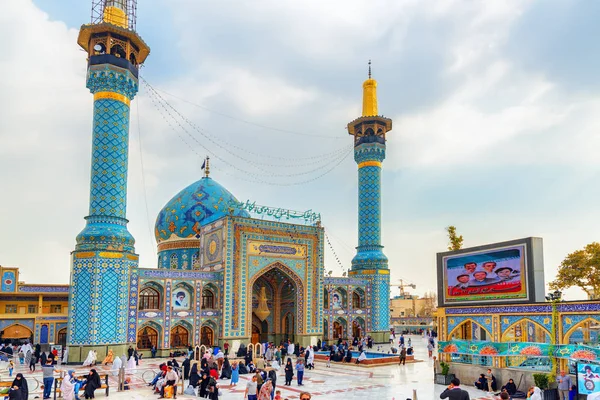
(441, 244), (528, 305)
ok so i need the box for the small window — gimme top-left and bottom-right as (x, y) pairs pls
(139, 287), (160, 310)
(50, 305), (62, 313)
(5, 305), (17, 313)
(202, 289), (215, 309)
(28, 305), (37, 314)
(170, 254), (178, 269)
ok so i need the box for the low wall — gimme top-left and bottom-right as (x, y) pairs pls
(314, 353), (412, 366)
(447, 363), (555, 391)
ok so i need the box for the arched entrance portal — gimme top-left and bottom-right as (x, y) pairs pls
(250, 264), (302, 344)
(1, 324), (33, 342)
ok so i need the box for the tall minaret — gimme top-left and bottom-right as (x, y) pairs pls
(347, 62), (392, 342)
(67, 0), (150, 361)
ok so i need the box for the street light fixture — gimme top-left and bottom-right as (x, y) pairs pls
(545, 290), (562, 302)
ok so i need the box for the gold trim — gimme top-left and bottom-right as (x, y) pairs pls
(98, 252), (124, 258)
(126, 254), (139, 261)
(157, 240), (201, 252)
(75, 252), (96, 258)
(94, 91), (131, 106)
(349, 269), (389, 275)
(358, 161), (382, 169)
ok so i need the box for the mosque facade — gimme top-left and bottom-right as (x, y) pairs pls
(52, 1), (392, 362)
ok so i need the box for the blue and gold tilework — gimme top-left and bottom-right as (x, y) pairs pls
(68, 253), (135, 345)
(350, 140), (390, 334)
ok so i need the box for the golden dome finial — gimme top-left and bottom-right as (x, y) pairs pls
(362, 60), (378, 117)
(103, 0), (129, 29)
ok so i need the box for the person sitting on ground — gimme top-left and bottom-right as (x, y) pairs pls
(198, 371), (210, 398)
(475, 374), (487, 390)
(189, 363), (200, 388)
(238, 361), (249, 375)
(343, 349), (353, 363)
(220, 358), (232, 379)
(247, 360), (256, 373)
(501, 378), (517, 395)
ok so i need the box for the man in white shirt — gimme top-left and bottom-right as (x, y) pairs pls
(159, 366), (179, 399)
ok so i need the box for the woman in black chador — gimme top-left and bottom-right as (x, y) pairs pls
(9, 373), (29, 400)
(284, 358), (294, 386)
(83, 369), (102, 399)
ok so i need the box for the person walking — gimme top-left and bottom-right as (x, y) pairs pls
(399, 346), (406, 365)
(42, 359), (60, 399)
(556, 370), (572, 400)
(244, 374), (258, 400)
(284, 358), (294, 386)
(29, 352), (37, 372)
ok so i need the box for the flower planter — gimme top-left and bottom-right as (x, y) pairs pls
(435, 373), (455, 385)
(542, 388), (558, 400)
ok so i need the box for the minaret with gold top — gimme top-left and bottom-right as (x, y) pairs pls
(67, 0), (150, 361)
(347, 61), (392, 342)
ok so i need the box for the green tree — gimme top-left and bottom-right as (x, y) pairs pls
(550, 242), (600, 298)
(445, 226), (464, 251)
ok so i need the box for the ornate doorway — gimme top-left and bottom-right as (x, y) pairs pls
(250, 264), (302, 344)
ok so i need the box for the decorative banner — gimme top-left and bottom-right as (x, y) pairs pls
(223, 199), (321, 224)
(439, 340), (600, 361)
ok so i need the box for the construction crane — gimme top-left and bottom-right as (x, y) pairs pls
(391, 279), (416, 298)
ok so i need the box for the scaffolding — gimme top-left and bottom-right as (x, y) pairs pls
(90, 0), (138, 31)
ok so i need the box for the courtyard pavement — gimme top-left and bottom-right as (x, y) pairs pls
(1, 335), (503, 399)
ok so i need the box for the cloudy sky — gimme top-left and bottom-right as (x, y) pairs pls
(1, 0), (599, 300)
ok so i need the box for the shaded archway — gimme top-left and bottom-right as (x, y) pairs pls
(352, 288), (365, 309)
(57, 328), (67, 347)
(449, 319), (492, 341)
(137, 326), (158, 349)
(200, 326), (214, 346)
(202, 283), (219, 309)
(501, 318), (551, 368)
(501, 319), (551, 343)
(333, 318), (347, 339)
(352, 317), (365, 338)
(282, 312), (294, 340)
(171, 325), (189, 348)
(1, 324), (33, 341)
(248, 263), (304, 344)
(564, 318), (600, 345)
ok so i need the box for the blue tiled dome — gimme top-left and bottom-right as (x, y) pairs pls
(155, 177), (249, 243)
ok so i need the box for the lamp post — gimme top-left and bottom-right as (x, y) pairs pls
(545, 290), (562, 377)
